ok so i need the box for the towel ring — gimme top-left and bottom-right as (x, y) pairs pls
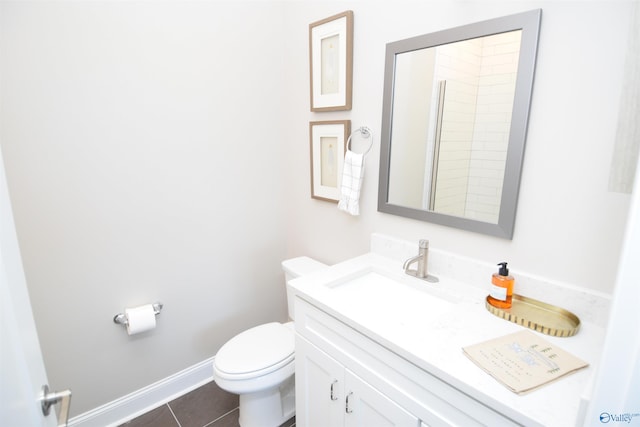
(347, 126), (374, 155)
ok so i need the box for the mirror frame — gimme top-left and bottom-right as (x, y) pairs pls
(378, 9), (541, 239)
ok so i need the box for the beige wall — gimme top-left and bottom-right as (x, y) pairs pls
(284, 0), (633, 293)
(1, 0), (636, 418)
(1, 1), (290, 416)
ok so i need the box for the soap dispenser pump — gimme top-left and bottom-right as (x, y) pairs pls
(488, 262), (514, 309)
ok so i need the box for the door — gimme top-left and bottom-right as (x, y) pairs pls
(295, 333), (419, 427)
(584, 147), (640, 421)
(0, 149), (63, 426)
(344, 370), (419, 427)
(295, 334), (344, 427)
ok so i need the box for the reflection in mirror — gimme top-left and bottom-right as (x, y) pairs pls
(390, 30), (522, 223)
(379, 10), (541, 238)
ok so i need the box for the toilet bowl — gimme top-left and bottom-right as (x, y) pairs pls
(212, 257), (327, 427)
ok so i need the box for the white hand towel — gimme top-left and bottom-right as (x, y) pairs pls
(338, 150), (365, 216)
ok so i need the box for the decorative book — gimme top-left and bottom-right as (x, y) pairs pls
(463, 330), (589, 394)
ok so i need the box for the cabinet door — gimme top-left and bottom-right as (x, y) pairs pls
(344, 369), (420, 427)
(295, 335), (344, 427)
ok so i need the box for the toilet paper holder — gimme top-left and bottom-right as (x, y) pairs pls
(113, 302), (163, 326)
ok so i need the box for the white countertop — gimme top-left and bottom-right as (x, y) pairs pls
(288, 252), (605, 427)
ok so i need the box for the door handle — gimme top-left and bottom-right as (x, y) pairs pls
(345, 391), (354, 413)
(41, 385), (72, 427)
(330, 380), (339, 401)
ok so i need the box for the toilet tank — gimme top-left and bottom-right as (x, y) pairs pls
(281, 256), (328, 320)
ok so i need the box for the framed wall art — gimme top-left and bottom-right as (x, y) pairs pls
(310, 120), (351, 202)
(309, 11), (353, 112)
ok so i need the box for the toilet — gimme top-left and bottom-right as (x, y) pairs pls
(213, 256), (327, 427)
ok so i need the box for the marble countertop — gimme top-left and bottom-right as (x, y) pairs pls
(288, 251), (606, 427)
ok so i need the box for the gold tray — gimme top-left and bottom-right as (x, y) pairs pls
(485, 294), (580, 337)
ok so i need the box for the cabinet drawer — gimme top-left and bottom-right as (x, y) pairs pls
(295, 297), (520, 427)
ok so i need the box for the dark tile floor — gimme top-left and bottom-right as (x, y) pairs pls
(119, 381), (295, 427)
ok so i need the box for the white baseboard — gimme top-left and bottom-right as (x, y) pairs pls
(68, 357), (214, 427)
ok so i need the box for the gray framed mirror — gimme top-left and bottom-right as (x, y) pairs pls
(378, 9), (541, 239)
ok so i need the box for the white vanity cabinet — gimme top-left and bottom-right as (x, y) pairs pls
(296, 334), (419, 427)
(294, 297), (521, 427)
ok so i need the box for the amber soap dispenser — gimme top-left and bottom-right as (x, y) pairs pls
(488, 262), (514, 309)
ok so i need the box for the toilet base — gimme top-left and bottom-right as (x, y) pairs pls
(238, 376), (295, 427)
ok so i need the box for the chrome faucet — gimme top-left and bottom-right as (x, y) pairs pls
(403, 239), (438, 283)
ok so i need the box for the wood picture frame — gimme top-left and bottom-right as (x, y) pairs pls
(310, 120), (351, 202)
(309, 11), (353, 112)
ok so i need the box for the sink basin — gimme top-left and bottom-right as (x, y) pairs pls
(323, 268), (456, 331)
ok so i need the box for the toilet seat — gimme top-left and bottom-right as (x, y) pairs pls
(214, 322), (294, 380)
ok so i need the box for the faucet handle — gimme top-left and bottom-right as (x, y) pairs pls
(419, 239), (429, 249)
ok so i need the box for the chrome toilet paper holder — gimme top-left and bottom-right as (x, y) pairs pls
(113, 302), (163, 326)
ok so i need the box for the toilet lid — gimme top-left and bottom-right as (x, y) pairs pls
(215, 322), (295, 377)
